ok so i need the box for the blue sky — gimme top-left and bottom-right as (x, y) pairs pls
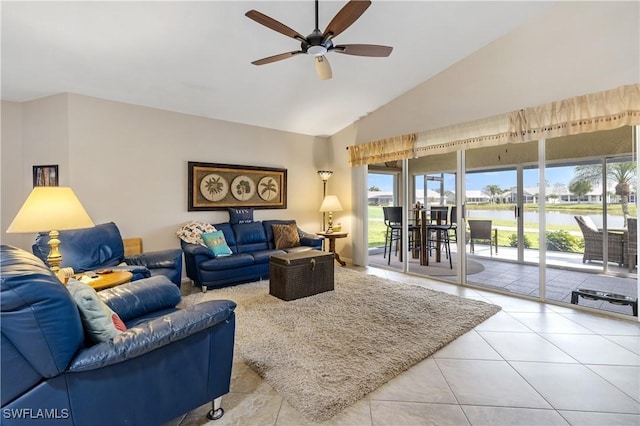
(368, 166), (575, 192)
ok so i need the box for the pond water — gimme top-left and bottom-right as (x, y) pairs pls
(467, 209), (626, 229)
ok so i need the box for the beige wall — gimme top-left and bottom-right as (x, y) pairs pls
(1, 101), (25, 248)
(352, 2), (639, 143)
(2, 94), (332, 260)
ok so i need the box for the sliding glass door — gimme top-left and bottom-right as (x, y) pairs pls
(367, 167), (401, 268)
(363, 126), (637, 317)
(463, 141), (540, 297)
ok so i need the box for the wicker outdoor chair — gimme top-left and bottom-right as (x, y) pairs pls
(628, 218), (637, 272)
(468, 219), (493, 256)
(574, 215), (625, 266)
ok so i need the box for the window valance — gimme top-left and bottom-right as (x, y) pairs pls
(347, 133), (417, 167)
(508, 84), (640, 143)
(415, 113), (511, 157)
(347, 84), (640, 166)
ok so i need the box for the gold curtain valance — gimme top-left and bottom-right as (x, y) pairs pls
(348, 84), (640, 166)
(508, 84), (640, 143)
(415, 113), (511, 157)
(347, 133), (417, 167)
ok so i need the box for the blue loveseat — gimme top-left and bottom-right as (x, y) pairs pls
(1, 245), (236, 425)
(32, 221), (183, 287)
(181, 220), (323, 291)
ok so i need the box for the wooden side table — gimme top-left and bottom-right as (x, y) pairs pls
(76, 271), (133, 291)
(316, 232), (348, 266)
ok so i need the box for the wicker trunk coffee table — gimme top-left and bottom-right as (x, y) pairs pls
(269, 250), (334, 301)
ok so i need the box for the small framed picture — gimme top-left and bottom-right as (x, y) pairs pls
(33, 165), (59, 187)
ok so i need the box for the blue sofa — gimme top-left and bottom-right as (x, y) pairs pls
(181, 220), (323, 291)
(32, 221), (183, 287)
(1, 245), (236, 425)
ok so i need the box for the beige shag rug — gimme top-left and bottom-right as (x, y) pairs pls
(180, 268), (501, 422)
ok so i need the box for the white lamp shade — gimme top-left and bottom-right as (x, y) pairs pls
(319, 195), (343, 213)
(7, 187), (95, 233)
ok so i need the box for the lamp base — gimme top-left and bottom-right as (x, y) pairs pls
(326, 212), (334, 234)
(47, 230), (63, 274)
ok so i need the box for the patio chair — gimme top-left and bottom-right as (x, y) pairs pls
(448, 206), (458, 243)
(574, 215), (625, 266)
(468, 220), (493, 256)
(383, 206), (403, 264)
(628, 218), (637, 272)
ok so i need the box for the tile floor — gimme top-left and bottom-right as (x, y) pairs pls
(169, 266), (640, 426)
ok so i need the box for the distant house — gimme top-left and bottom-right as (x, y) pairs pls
(414, 189), (450, 206)
(500, 183), (636, 204)
(368, 191), (394, 206)
(465, 190), (491, 204)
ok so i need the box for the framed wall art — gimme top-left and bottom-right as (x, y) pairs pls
(33, 165), (59, 187)
(188, 162), (287, 211)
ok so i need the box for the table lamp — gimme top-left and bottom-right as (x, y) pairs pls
(319, 195), (343, 234)
(6, 187), (95, 275)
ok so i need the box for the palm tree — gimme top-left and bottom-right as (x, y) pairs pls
(574, 161), (636, 225)
(483, 184), (505, 204)
(568, 179), (592, 203)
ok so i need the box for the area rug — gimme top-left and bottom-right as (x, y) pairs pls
(180, 268), (501, 422)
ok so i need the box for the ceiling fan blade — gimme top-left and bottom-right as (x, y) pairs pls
(333, 44), (393, 57)
(245, 10), (306, 42)
(251, 51), (304, 66)
(315, 56), (332, 80)
(322, 0), (371, 40)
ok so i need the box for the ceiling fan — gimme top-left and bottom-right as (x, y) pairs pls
(245, 0), (393, 80)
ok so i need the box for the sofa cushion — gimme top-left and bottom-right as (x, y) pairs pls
(233, 222), (269, 253)
(228, 207), (254, 224)
(199, 253), (255, 271)
(98, 276), (181, 322)
(67, 279), (126, 344)
(251, 249), (286, 264)
(202, 231), (233, 257)
(272, 223), (301, 249)
(1, 246), (85, 381)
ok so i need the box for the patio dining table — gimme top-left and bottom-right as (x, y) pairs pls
(418, 210), (456, 267)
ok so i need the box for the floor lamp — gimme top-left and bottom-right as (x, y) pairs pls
(317, 170), (333, 231)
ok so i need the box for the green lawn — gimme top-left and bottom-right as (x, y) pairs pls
(368, 206), (386, 248)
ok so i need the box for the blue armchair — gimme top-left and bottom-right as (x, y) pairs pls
(1, 245), (235, 425)
(32, 221), (183, 287)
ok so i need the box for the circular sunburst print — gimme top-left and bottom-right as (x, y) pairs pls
(199, 174), (228, 201)
(231, 175), (256, 201)
(258, 176), (280, 201)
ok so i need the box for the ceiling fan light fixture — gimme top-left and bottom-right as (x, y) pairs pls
(315, 55), (332, 80)
(246, 0), (392, 78)
(307, 45), (327, 56)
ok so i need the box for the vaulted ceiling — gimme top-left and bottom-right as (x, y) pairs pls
(1, 1), (555, 136)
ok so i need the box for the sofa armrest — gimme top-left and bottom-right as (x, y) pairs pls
(298, 228), (324, 247)
(68, 300), (236, 372)
(125, 248), (182, 270)
(181, 242), (214, 258)
(99, 276), (181, 322)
